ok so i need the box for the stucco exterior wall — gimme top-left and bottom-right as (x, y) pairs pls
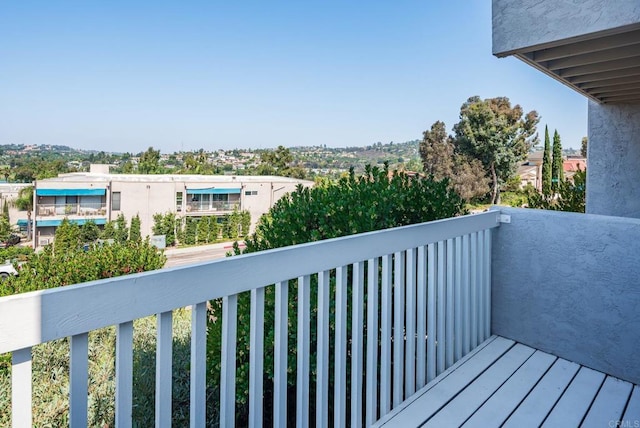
(491, 207), (640, 384)
(587, 101), (640, 218)
(492, 0), (640, 55)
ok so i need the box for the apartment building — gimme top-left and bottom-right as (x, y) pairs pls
(33, 165), (313, 247)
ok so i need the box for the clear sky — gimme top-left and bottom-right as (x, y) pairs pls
(0, 1), (587, 154)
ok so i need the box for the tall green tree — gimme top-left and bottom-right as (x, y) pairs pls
(581, 136), (588, 158)
(138, 147), (161, 174)
(419, 121), (489, 202)
(13, 186), (33, 239)
(453, 96), (539, 204)
(542, 125), (552, 196)
(115, 213), (129, 244)
(129, 214), (141, 242)
(552, 129), (564, 191)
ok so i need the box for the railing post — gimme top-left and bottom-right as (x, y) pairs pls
(12, 347), (32, 428)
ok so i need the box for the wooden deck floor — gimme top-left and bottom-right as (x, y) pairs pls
(374, 336), (640, 427)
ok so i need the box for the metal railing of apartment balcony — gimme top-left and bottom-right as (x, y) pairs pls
(36, 203), (107, 217)
(0, 211), (499, 427)
(186, 201), (240, 213)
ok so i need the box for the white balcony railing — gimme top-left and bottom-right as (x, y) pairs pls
(0, 211), (500, 427)
(36, 203), (107, 217)
(186, 201), (240, 213)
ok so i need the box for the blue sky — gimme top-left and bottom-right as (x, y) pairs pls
(0, 1), (587, 154)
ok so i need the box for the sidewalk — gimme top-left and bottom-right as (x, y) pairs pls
(163, 241), (246, 256)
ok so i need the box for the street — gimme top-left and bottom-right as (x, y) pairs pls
(163, 242), (243, 268)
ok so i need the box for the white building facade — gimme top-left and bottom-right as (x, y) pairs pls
(33, 168), (313, 247)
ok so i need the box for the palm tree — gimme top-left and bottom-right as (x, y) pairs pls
(13, 186), (33, 240)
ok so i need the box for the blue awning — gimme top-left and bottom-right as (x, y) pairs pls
(186, 187), (241, 195)
(17, 219), (30, 226)
(36, 188), (106, 196)
(36, 218), (107, 227)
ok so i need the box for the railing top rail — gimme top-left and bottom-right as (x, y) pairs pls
(0, 211), (500, 353)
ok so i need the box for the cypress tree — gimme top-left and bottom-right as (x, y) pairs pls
(542, 126), (552, 195)
(129, 214), (141, 242)
(552, 129), (564, 191)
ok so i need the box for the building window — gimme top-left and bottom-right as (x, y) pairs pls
(112, 192), (121, 211)
(176, 192), (183, 212)
(245, 190), (258, 196)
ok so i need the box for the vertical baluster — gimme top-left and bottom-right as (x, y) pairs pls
(462, 234), (471, 355)
(477, 230), (485, 343)
(484, 229), (492, 339)
(436, 242), (446, 375)
(274, 282), (288, 427)
(366, 258), (380, 427)
(405, 248), (416, 397)
(116, 321), (133, 428)
(454, 236), (463, 361)
(70, 333), (89, 427)
(470, 232), (478, 348)
(12, 347), (32, 428)
(250, 288), (265, 428)
(221, 296), (237, 428)
(334, 266), (348, 427)
(317, 271), (330, 428)
(190, 303), (207, 428)
(351, 262), (365, 428)
(379, 255), (393, 417)
(427, 243), (437, 382)
(297, 275), (311, 428)
(416, 246), (427, 389)
(393, 251), (405, 406)
(156, 311), (173, 427)
(446, 238), (455, 369)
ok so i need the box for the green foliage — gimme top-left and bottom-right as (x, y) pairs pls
(184, 217), (197, 245)
(581, 136), (588, 158)
(243, 164), (465, 252)
(552, 129), (564, 191)
(240, 210), (251, 236)
(527, 169), (586, 213)
(129, 214), (142, 242)
(80, 220), (100, 243)
(209, 164), (466, 419)
(152, 212), (178, 246)
(0, 246), (33, 263)
(53, 218), (81, 253)
(1, 311), (195, 427)
(542, 126), (552, 196)
(137, 146), (162, 174)
(1, 239), (166, 296)
(0, 217), (11, 243)
(114, 213), (129, 244)
(453, 96), (539, 204)
(2, 199), (8, 220)
(101, 220), (116, 240)
(196, 216), (210, 244)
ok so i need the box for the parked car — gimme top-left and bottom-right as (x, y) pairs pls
(0, 261), (18, 280)
(1, 234), (21, 248)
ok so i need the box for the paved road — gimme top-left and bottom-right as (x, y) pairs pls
(163, 242), (244, 268)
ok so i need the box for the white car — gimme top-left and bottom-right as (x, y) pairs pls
(0, 262), (18, 280)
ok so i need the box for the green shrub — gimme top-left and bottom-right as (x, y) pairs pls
(209, 164), (466, 421)
(527, 169), (586, 213)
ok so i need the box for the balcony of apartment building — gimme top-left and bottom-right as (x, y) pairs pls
(2, 1), (640, 426)
(2, 208), (639, 426)
(34, 188), (108, 227)
(184, 187), (242, 215)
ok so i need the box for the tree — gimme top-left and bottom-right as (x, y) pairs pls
(527, 168), (585, 213)
(13, 186), (33, 239)
(80, 220), (100, 243)
(138, 147), (161, 174)
(213, 165), (466, 420)
(453, 96), (539, 204)
(115, 213), (129, 244)
(257, 145), (306, 178)
(552, 129), (564, 191)
(54, 218), (81, 254)
(419, 121), (489, 202)
(129, 214), (141, 242)
(581, 136), (588, 158)
(542, 126), (552, 196)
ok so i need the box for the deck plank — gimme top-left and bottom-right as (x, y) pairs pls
(582, 376), (634, 428)
(623, 385), (640, 423)
(503, 358), (580, 427)
(462, 350), (556, 427)
(424, 343), (535, 427)
(541, 366), (605, 427)
(374, 335), (514, 427)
